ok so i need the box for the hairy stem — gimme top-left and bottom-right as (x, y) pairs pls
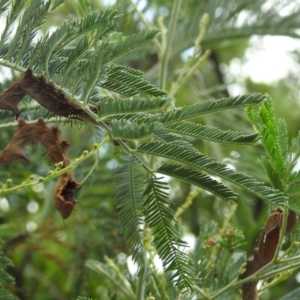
(0, 136), (110, 195)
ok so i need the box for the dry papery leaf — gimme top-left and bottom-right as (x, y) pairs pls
(239, 209), (298, 300)
(0, 69), (99, 123)
(0, 119), (81, 219)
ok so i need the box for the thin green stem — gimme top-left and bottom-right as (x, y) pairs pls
(88, 261), (135, 299)
(159, 0), (181, 91)
(279, 253), (300, 264)
(127, 0), (161, 52)
(210, 222), (298, 300)
(193, 285), (209, 298)
(169, 50), (211, 98)
(0, 136), (110, 196)
(80, 153), (99, 184)
(273, 201), (289, 261)
(136, 266), (146, 300)
(258, 264), (300, 281)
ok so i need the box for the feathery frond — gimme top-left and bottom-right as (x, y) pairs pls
(71, 10), (116, 38)
(51, 0), (65, 10)
(247, 97), (288, 178)
(164, 121), (259, 144)
(257, 100), (286, 177)
(98, 96), (171, 118)
(99, 64), (167, 96)
(138, 142), (286, 206)
(111, 120), (158, 140)
(259, 156), (283, 191)
(143, 177), (194, 289)
(259, 126), (286, 178)
(113, 155), (145, 263)
(0, 0), (10, 18)
(0, 240), (19, 300)
(0, 0), (26, 50)
(153, 129), (181, 143)
(285, 184), (300, 197)
(160, 93), (266, 124)
(38, 23), (74, 71)
(11, 0), (50, 65)
(108, 30), (160, 61)
(286, 171), (300, 185)
(277, 118), (289, 161)
(157, 164), (237, 202)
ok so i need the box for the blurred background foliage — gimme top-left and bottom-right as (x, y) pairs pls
(1, 0), (300, 299)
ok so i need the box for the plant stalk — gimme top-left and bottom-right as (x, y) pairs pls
(159, 0), (181, 91)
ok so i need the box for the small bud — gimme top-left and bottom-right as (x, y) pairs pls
(207, 238), (215, 246)
(224, 230), (235, 238)
(38, 177), (44, 183)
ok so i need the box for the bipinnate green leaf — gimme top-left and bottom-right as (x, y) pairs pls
(111, 120), (158, 140)
(113, 155), (145, 263)
(143, 177), (195, 290)
(157, 164), (237, 202)
(100, 64), (167, 96)
(98, 96), (171, 118)
(108, 30), (160, 61)
(164, 121), (259, 144)
(160, 93), (266, 124)
(0, 240), (19, 300)
(138, 142), (286, 206)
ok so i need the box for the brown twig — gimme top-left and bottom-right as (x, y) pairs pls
(0, 69), (99, 123)
(239, 209), (298, 300)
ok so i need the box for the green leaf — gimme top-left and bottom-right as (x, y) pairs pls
(0, 0), (10, 18)
(138, 142), (286, 206)
(153, 129), (181, 143)
(259, 156), (283, 191)
(59, 35), (90, 84)
(38, 22), (73, 70)
(164, 121), (259, 144)
(71, 10), (116, 38)
(100, 64), (167, 96)
(277, 118), (289, 161)
(51, 0), (65, 10)
(113, 155), (145, 263)
(161, 93), (266, 124)
(98, 96), (171, 118)
(285, 184), (300, 197)
(143, 177), (195, 290)
(0, 0), (26, 44)
(85, 260), (135, 299)
(14, 1), (51, 65)
(0, 240), (19, 300)
(286, 171), (300, 185)
(157, 164), (237, 202)
(286, 132), (300, 181)
(111, 120), (158, 140)
(0, 287), (19, 300)
(257, 100), (286, 177)
(108, 30), (160, 61)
